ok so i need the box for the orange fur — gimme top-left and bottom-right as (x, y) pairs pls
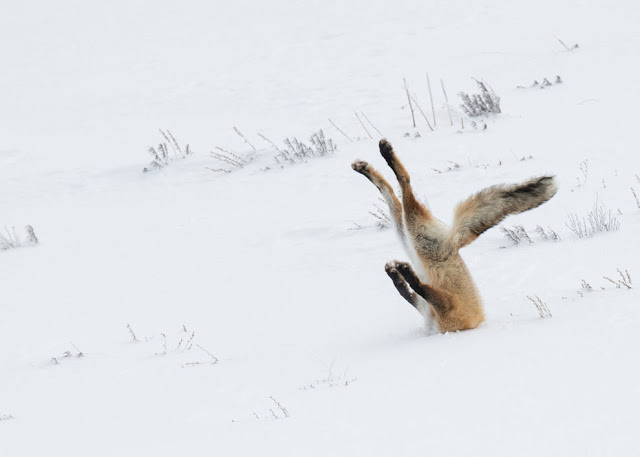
(352, 139), (557, 333)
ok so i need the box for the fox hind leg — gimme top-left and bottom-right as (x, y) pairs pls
(390, 261), (453, 316)
(385, 261), (437, 322)
(378, 139), (433, 228)
(384, 262), (418, 307)
(352, 160), (404, 237)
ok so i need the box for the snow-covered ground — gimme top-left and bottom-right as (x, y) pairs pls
(2, 1), (640, 455)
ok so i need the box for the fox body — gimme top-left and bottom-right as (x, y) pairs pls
(352, 139), (557, 333)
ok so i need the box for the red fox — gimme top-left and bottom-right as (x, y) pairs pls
(352, 139), (557, 333)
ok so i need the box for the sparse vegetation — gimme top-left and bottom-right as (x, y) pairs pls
(566, 199), (620, 238)
(368, 202), (391, 230)
(143, 129), (193, 172)
(459, 79), (501, 117)
(208, 146), (255, 173)
(269, 396), (289, 418)
(277, 130), (336, 165)
(535, 225), (561, 242)
(580, 279), (593, 291)
(557, 37), (579, 51)
(209, 129), (337, 173)
(576, 159), (589, 187)
(528, 295), (552, 318)
(124, 324), (219, 367)
(501, 224), (560, 246)
(603, 269), (633, 290)
(0, 225), (38, 251)
(517, 75), (563, 89)
(501, 225), (532, 245)
(50, 344), (84, 365)
(300, 360), (357, 390)
(577, 269), (632, 296)
(432, 161), (461, 174)
(125, 323), (139, 342)
(350, 199), (391, 231)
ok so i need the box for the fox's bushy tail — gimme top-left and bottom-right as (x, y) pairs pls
(451, 176), (557, 248)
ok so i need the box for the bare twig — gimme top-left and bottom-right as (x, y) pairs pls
(441, 79), (453, 126)
(159, 129), (178, 156)
(167, 130), (183, 155)
(125, 323), (139, 342)
(158, 333), (167, 355)
(258, 133), (285, 154)
(409, 94), (434, 131)
(205, 167), (231, 173)
(185, 331), (196, 350)
(269, 396), (289, 418)
(426, 73), (436, 127)
(328, 118), (353, 142)
(354, 112), (372, 139)
(527, 295), (552, 318)
(233, 126), (257, 152)
(404, 78), (416, 128)
(196, 344), (219, 364)
(632, 187), (640, 209)
(70, 342), (84, 358)
(360, 111), (383, 137)
(556, 37), (579, 51)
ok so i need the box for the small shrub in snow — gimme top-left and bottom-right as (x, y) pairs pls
(575, 159), (589, 187)
(349, 200), (391, 231)
(517, 75), (563, 89)
(459, 79), (501, 117)
(210, 129), (337, 174)
(369, 202), (391, 230)
(275, 129), (336, 165)
(300, 361), (357, 390)
(603, 269), (632, 290)
(501, 225), (532, 245)
(0, 225), (38, 250)
(432, 162), (461, 174)
(566, 199), (620, 238)
(527, 295), (552, 318)
(535, 225), (561, 242)
(128, 324), (219, 367)
(580, 279), (593, 292)
(0, 414), (14, 421)
(502, 224), (560, 246)
(50, 343), (84, 365)
(269, 396), (289, 419)
(251, 397), (290, 421)
(143, 129), (193, 172)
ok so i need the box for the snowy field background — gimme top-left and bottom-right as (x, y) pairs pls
(2, 1), (640, 455)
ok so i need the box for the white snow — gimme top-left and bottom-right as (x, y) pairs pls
(2, 1), (640, 455)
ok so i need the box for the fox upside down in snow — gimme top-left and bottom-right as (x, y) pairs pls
(352, 139), (557, 333)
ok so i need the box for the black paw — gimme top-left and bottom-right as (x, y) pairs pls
(394, 261), (414, 279)
(384, 261), (398, 276)
(385, 263), (406, 287)
(379, 138), (395, 165)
